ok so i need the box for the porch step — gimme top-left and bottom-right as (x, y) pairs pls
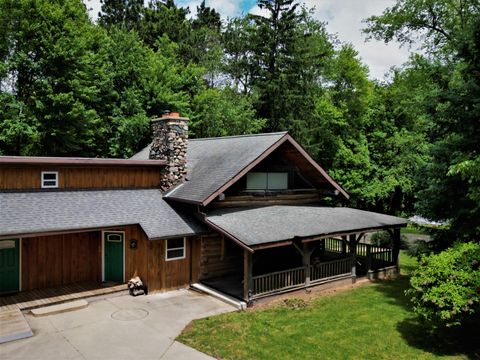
(0, 308), (33, 344)
(31, 299), (88, 317)
(191, 283), (247, 311)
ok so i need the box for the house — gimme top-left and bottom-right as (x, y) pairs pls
(0, 113), (406, 305)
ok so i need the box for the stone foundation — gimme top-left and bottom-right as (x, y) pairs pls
(367, 265), (399, 280)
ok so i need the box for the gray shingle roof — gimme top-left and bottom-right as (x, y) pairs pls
(205, 205), (407, 247)
(132, 132), (288, 204)
(0, 189), (206, 239)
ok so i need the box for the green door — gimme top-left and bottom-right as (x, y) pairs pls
(0, 239), (20, 293)
(104, 232), (124, 282)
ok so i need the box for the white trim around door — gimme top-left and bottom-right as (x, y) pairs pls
(101, 231), (126, 283)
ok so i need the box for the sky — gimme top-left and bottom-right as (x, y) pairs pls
(84, 0), (412, 80)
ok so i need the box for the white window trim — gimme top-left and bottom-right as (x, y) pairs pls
(41, 171), (59, 188)
(165, 237), (186, 261)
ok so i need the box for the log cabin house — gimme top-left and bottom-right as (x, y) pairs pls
(0, 113), (406, 305)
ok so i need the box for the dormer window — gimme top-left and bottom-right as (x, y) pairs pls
(246, 172), (288, 190)
(41, 171), (58, 188)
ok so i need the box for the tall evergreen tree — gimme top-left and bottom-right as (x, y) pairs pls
(98, 0), (145, 30)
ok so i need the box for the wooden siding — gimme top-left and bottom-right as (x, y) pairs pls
(122, 226), (194, 292)
(21, 232), (101, 291)
(199, 234), (243, 281)
(20, 225), (199, 293)
(0, 166), (162, 190)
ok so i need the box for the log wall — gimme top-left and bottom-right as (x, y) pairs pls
(198, 233), (243, 281)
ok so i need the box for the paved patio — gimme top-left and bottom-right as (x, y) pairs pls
(0, 289), (236, 359)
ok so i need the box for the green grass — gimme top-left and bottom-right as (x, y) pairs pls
(178, 252), (480, 360)
(402, 224), (428, 235)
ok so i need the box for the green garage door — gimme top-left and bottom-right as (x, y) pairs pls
(0, 239), (19, 294)
(104, 232), (124, 282)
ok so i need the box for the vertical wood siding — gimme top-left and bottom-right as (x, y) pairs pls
(20, 225), (200, 293)
(21, 232), (101, 291)
(0, 166), (162, 190)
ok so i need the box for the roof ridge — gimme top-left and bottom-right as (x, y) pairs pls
(190, 132), (287, 142)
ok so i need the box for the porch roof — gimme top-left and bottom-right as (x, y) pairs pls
(204, 205), (407, 249)
(0, 189), (206, 239)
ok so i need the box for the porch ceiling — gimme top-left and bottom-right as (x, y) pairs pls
(204, 206), (407, 249)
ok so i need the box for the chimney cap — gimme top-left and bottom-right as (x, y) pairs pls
(161, 110), (180, 118)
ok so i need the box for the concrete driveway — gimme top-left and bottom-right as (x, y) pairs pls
(0, 289), (235, 359)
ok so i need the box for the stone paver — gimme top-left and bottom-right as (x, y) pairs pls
(0, 289), (236, 360)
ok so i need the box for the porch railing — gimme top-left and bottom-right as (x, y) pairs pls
(252, 266), (305, 296)
(324, 238), (394, 271)
(252, 257), (352, 297)
(310, 257), (352, 282)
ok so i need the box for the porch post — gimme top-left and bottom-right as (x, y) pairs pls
(303, 243), (311, 287)
(366, 244), (372, 272)
(243, 250), (253, 301)
(341, 236), (347, 255)
(392, 228), (401, 273)
(349, 234), (357, 282)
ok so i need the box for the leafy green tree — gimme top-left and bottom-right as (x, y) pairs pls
(365, 0), (480, 238)
(222, 17), (257, 93)
(314, 45), (373, 207)
(190, 88), (265, 138)
(0, 0), (108, 156)
(364, 0), (480, 56)
(406, 242), (480, 327)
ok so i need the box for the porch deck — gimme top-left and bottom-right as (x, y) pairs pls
(0, 282), (126, 312)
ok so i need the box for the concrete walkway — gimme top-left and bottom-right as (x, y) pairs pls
(0, 289), (236, 359)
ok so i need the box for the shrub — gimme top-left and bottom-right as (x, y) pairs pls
(406, 242), (480, 327)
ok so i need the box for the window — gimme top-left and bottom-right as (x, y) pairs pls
(106, 233), (123, 242)
(246, 172), (288, 190)
(166, 237), (186, 260)
(41, 171), (58, 188)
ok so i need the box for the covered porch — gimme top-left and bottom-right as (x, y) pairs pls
(201, 205), (406, 303)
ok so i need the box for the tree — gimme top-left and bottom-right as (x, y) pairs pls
(190, 88), (265, 138)
(364, 0), (480, 56)
(192, 1), (221, 32)
(0, 0), (109, 156)
(98, 0), (144, 31)
(365, 0), (480, 239)
(406, 242), (480, 327)
(250, 0), (300, 132)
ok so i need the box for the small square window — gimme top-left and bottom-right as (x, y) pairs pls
(166, 237), (186, 261)
(41, 171), (58, 188)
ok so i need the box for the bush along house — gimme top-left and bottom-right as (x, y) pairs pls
(0, 113), (406, 306)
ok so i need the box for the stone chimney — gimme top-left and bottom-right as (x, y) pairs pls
(149, 112), (188, 190)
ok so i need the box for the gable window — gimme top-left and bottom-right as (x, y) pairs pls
(246, 172), (288, 190)
(165, 237), (186, 261)
(41, 171), (58, 188)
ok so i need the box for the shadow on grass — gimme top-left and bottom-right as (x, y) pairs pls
(397, 317), (480, 359)
(373, 277), (480, 359)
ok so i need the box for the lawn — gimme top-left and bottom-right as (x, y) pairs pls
(178, 252), (479, 359)
(401, 224), (428, 235)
